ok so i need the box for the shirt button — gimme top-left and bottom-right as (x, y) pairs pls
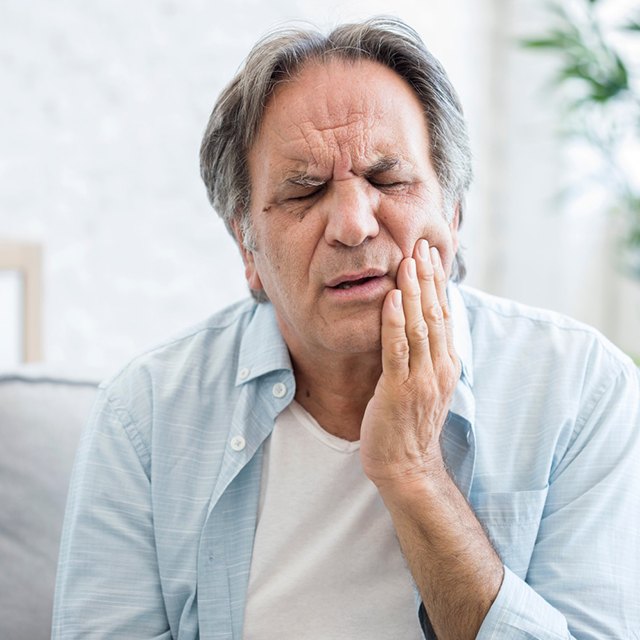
(272, 382), (287, 398)
(230, 436), (246, 451)
(238, 367), (250, 381)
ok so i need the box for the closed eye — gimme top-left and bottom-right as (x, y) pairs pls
(287, 185), (326, 201)
(368, 179), (406, 191)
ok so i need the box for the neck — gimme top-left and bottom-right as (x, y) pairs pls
(291, 348), (381, 442)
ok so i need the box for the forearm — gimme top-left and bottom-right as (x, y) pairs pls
(378, 465), (503, 640)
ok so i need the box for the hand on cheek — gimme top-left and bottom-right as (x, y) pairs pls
(360, 239), (461, 487)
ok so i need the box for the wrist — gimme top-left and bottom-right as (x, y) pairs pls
(371, 455), (451, 503)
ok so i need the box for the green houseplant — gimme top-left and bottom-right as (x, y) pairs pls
(523, 0), (640, 278)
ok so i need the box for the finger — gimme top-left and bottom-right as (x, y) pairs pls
(430, 245), (458, 367)
(380, 289), (410, 383)
(396, 256), (431, 372)
(414, 240), (448, 366)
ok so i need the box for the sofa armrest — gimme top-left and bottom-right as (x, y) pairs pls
(0, 368), (99, 640)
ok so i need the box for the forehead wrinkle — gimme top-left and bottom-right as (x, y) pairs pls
(262, 63), (427, 182)
(289, 112), (380, 177)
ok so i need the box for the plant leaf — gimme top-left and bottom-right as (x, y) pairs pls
(522, 32), (577, 50)
(613, 54), (629, 89)
(522, 38), (563, 49)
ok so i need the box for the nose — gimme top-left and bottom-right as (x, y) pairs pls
(323, 179), (380, 247)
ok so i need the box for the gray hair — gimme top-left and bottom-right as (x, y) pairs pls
(200, 16), (472, 297)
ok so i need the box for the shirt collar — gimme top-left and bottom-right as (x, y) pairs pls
(442, 283), (476, 497)
(446, 282), (476, 432)
(236, 301), (293, 386)
(448, 282), (474, 388)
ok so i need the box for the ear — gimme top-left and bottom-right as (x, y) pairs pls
(231, 220), (264, 293)
(449, 202), (460, 255)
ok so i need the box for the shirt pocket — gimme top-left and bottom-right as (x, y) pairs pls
(470, 487), (549, 578)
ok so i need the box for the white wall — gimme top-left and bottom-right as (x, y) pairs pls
(1, 0), (637, 372)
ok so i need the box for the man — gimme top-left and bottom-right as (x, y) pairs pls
(53, 17), (639, 639)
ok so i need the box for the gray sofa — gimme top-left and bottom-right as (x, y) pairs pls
(0, 368), (99, 640)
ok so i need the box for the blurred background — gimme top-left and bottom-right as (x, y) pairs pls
(1, 0), (639, 374)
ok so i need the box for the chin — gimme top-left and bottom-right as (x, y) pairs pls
(320, 320), (383, 355)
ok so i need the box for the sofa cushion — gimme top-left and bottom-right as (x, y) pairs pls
(0, 370), (98, 640)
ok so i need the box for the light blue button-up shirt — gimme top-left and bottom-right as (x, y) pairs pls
(52, 285), (640, 639)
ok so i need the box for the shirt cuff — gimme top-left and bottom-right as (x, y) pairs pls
(476, 565), (572, 639)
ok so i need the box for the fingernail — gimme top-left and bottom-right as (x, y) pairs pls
(430, 247), (440, 267)
(417, 239), (429, 260)
(407, 258), (417, 280)
(391, 289), (402, 309)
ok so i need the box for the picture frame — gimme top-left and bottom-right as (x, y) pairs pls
(0, 241), (42, 363)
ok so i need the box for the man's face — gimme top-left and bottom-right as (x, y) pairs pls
(240, 58), (459, 357)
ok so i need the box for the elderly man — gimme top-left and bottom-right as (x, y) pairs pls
(53, 17), (639, 640)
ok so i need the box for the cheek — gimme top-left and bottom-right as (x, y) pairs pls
(381, 202), (456, 265)
(253, 229), (307, 293)
(377, 205), (412, 256)
(253, 247), (281, 289)
(433, 229), (457, 272)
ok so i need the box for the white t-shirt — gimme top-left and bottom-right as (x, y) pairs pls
(242, 401), (423, 639)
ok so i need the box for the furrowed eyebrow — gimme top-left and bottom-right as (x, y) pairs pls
(282, 157), (402, 188)
(364, 157), (401, 176)
(284, 174), (327, 188)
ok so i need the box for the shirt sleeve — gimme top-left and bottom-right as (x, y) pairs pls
(51, 388), (172, 639)
(474, 361), (640, 639)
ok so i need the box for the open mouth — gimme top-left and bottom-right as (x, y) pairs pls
(332, 276), (377, 290)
